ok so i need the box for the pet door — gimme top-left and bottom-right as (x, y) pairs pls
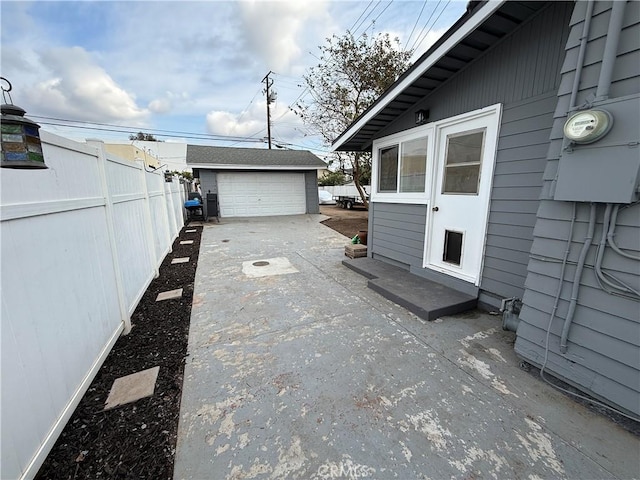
(443, 230), (463, 265)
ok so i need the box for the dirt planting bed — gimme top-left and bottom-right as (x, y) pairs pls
(320, 204), (368, 239)
(36, 225), (202, 480)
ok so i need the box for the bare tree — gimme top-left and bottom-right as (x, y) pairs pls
(294, 32), (412, 208)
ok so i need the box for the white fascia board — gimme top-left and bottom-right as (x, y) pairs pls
(332, 0), (506, 151)
(188, 164), (322, 171)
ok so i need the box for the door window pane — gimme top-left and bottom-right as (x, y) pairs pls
(378, 145), (398, 192)
(400, 137), (427, 192)
(442, 130), (484, 194)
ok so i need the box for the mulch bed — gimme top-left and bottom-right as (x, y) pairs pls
(36, 224), (202, 480)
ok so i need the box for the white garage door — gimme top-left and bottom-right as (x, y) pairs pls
(217, 172), (306, 217)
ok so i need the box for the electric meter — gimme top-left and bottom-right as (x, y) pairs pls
(563, 109), (613, 144)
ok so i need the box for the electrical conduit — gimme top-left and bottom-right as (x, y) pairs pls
(560, 203), (596, 354)
(595, 0), (628, 101)
(568, 0), (595, 110)
(607, 204), (640, 261)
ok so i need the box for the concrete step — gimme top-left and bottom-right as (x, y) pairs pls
(343, 258), (477, 321)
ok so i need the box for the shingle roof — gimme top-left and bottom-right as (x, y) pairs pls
(186, 145), (326, 168)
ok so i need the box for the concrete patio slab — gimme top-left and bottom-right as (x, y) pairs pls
(156, 288), (183, 301)
(172, 257), (190, 264)
(104, 366), (159, 410)
(174, 215), (639, 480)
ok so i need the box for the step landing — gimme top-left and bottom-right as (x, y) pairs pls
(343, 257), (477, 321)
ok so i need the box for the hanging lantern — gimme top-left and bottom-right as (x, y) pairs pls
(1, 77), (46, 169)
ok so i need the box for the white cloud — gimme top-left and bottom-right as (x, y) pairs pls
(238, 0), (332, 73)
(148, 91), (190, 114)
(24, 46), (148, 123)
(206, 99), (305, 145)
(206, 110), (263, 137)
(411, 28), (449, 61)
(1, 0), (465, 147)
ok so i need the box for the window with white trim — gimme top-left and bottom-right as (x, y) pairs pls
(376, 136), (428, 194)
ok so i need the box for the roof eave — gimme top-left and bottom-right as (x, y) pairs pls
(332, 0), (506, 152)
(188, 163), (324, 171)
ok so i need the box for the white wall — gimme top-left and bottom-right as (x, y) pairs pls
(0, 132), (185, 480)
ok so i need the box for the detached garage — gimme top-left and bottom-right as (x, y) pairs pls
(187, 145), (326, 218)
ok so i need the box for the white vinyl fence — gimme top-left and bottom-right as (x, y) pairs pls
(0, 132), (185, 480)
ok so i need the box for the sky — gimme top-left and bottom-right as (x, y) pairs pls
(1, 0), (468, 160)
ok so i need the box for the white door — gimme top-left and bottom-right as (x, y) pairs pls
(425, 109), (500, 284)
(217, 172), (306, 217)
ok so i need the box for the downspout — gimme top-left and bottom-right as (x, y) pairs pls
(559, 203), (596, 354)
(595, 0), (627, 101)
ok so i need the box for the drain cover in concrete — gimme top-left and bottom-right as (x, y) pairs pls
(185, 229), (197, 233)
(242, 257), (298, 278)
(104, 366), (159, 410)
(180, 240), (194, 245)
(156, 288), (183, 301)
(171, 257), (190, 264)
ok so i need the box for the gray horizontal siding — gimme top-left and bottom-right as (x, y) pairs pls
(198, 170), (218, 194)
(515, 333), (639, 416)
(479, 92), (557, 303)
(370, 203), (426, 267)
(517, 1), (640, 416)
(375, 2), (574, 137)
(305, 171), (319, 214)
(369, 3), (573, 308)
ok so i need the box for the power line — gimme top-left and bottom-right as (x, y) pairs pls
(412, 0), (451, 54)
(409, 0), (443, 52)
(30, 114), (263, 142)
(405, 0), (429, 50)
(34, 118), (265, 144)
(232, 85), (263, 133)
(350, 0), (378, 36)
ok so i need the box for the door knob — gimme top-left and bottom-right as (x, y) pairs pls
(432, 206), (439, 212)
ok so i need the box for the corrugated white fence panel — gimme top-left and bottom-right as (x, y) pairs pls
(106, 157), (155, 313)
(171, 181), (186, 234)
(165, 181), (178, 240)
(146, 170), (171, 267)
(1, 133), (186, 480)
(0, 134), (101, 207)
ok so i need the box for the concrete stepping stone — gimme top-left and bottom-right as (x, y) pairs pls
(171, 257), (190, 264)
(185, 229), (197, 233)
(104, 366), (160, 410)
(180, 240), (194, 245)
(156, 288), (183, 301)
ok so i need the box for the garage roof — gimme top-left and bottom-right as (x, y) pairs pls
(333, 0), (549, 152)
(187, 145), (326, 170)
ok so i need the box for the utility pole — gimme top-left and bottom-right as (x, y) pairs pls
(262, 71), (275, 149)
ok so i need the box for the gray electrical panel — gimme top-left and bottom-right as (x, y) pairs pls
(554, 94), (640, 204)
